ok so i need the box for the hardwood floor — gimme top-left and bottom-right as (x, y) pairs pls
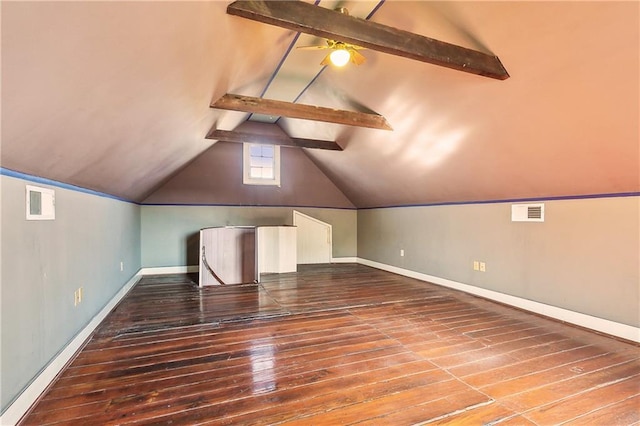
(20, 264), (640, 425)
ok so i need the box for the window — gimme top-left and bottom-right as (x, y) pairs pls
(243, 144), (281, 186)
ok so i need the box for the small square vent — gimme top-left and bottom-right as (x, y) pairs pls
(511, 203), (544, 222)
(26, 185), (55, 220)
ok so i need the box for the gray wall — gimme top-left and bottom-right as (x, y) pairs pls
(0, 175), (141, 412)
(2, 166), (636, 416)
(143, 142), (355, 209)
(358, 196), (639, 327)
(141, 205), (356, 267)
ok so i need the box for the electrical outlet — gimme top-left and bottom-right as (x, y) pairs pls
(120, 261), (124, 272)
(480, 262), (486, 272)
(473, 261), (479, 271)
(74, 287), (84, 306)
(400, 249), (405, 257)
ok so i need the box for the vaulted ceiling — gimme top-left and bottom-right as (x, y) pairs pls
(2, 1), (638, 208)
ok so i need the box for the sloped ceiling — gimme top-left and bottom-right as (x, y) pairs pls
(2, 1), (638, 207)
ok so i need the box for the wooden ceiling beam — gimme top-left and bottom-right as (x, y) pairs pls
(227, 0), (509, 80)
(211, 93), (392, 131)
(206, 128), (343, 151)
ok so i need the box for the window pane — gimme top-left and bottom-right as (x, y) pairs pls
(250, 167), (263, 178)
(262, 168), (274, 179)
(250, 166), (274, 180)
(250, 157), (273, 168)
(261, 145), (274, 158)
(250, 145), (263, 157)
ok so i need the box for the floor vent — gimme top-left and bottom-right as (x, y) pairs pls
(511, 203), (544, 222)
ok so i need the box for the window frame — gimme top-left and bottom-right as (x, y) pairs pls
(243, 143), (281, 187)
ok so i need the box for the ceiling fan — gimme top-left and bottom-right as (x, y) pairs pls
(296, 7), (366, 67)
(298, 39), (366, 67)
(227, 1), (509, 80)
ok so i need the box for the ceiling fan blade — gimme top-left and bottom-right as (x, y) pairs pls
(320, 52), (332, 66)
(297, 45), (330, 50)
(350, 49), (366, 65)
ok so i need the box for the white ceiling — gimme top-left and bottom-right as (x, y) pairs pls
(2, 1), (638, 206)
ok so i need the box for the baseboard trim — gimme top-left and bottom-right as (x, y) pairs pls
(140, 265), (199, 275)
(357, 258), (640, 343)
(331, 257), (357, 263)
(0, 271), (143, 426)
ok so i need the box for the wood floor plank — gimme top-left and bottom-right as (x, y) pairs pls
(353, 389), (492, 426)
(410, 337), (486, 358)
(427, 401), (517, 425)
(274, 379), (485, 426)
(19, 264), (640, 426)
(211, 372), (457, 426)
(501, 359), (640, 412)
(120, 367), (453, 425)
(460, 341), (597, 386)
(31, 345), (415, 419)
(562, 394), (640, 425)
(42, 333), (400, 403)
(462, 319), (532, 338)
(495, 414), (538, 425)
(447, 336), (577, 378)
(65, 323), (376, 377)
(482, 352), (638, 400)
(29, 354), (434, 425)
(524, 374), (640, 424)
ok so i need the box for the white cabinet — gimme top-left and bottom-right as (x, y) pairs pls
(198, 226), (256, 286)
(257, 226), (297, 274)
(199, 226), (296, 286)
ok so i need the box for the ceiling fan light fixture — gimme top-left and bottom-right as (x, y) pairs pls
(329, 48), (351, 67)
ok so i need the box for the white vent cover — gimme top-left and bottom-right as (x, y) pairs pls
(511, 203), (544, 222)
(26, 185), (55, 220)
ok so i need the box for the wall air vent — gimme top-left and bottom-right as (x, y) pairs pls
(26, 185), (55, 220)
(511, 203), (544, 222)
